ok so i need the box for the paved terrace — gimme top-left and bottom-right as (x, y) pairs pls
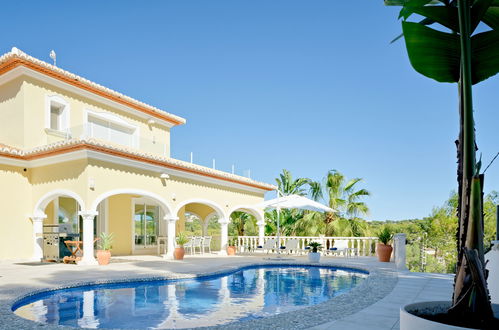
(0, 255), (453, 330)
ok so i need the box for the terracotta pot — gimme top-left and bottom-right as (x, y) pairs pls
(227, 246), (236, 256)
(377, 243), (393, 262)
(174, 247), (185, 260)
(96, 250), (111, 265)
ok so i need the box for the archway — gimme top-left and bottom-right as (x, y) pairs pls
(174, 199), (226, 253)
(227, 206), (265, 250)
(31, 190), (86, 261)
(184, 212), (204, 236)
(87, 189), (173, 261)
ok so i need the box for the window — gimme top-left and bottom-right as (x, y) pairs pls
(86, 110), (138, 148)
(46, 95), (69, 132)
(50, 104), (63, 130)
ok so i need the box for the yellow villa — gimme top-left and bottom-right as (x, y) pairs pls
(0, 47), (274, 265)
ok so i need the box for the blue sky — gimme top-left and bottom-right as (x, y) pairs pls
(2, 1), (497, 220)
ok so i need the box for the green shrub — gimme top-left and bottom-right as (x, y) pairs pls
(378, 226), (393, 245)
(98, 232), (114, 250)
(176, 232), (189, 246)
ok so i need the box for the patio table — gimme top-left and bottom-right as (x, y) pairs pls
(62, 238), (99, 264)
(62, 240), (83, 263)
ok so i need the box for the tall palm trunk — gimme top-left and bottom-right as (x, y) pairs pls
(449, 0), (493, 325)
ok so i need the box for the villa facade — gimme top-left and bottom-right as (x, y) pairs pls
(0, 47), (274, 264)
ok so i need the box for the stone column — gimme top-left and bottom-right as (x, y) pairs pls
(78, 290), (99, 328)
(393, 233), (407, 270)
(165, 216), (178, 259)
(219, 218), (229, 255)
(257, 222), (265, 247)
(78, 211), (98, 265)
(31, 214), (46, 261)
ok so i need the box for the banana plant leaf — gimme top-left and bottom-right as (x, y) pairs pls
(472, 30), (499, 84)
(482, 7), (499, 29)
(402, 22), (499, 84)
(402, 21), (460, 83)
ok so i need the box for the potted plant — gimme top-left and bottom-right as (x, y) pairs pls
(227, 238), (237, 256)
(175, 232), (189, 260)
(308, 241), (322, 262)
(377, 226), (393, 262)
(96, 232), (114, 266)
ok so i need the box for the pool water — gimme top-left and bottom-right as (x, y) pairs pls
(13, 265), (367, 329)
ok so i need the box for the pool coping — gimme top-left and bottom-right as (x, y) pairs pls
(2, 259), (398, 330)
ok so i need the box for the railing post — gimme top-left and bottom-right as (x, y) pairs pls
(257, 222), (265, 247)
(393, 233), (407, 269)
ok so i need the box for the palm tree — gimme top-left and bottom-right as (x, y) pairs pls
(275, 169), (310, 196)
(269, 169), (310, 236)
(309, 170), (371, 236)
(327, 217), (370, 237)
(229, 211), (257, 236)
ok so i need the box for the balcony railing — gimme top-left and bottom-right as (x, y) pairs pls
(237, 235), (380, 256)
(48, 124), (168, 157)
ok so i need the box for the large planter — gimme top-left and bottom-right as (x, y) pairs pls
(227, 246), (236, 256)
(96, 250), (111, 265)
(174, 247), (185, 260)
(401, 301), (499, 330)
(377, 243), (393, 262)
(308, 252), (321, 263)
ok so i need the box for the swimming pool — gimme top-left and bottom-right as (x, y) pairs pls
(12, 265), (367, 329)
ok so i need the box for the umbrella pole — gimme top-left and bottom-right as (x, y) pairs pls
(277, 206), (280, 255)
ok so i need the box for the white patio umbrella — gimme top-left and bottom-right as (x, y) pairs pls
(257, 193), (334, 253)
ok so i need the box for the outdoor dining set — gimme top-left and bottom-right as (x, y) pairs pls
(183, 236), (213, 254)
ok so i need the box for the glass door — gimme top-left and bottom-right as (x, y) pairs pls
(134, 200), (159, 250)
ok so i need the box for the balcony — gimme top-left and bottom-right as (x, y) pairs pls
(45, 124), (168, 157)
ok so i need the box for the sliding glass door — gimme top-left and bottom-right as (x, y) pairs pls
(133, 200), (160, 250)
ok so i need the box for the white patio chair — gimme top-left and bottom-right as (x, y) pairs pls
(184, 237), (201, 254)
(328, 240), (354, 257)
(193, 237), (202, 254)
(256, 238), (277, 254)
(202, 236), (212, 254)
(183, 237), (194, 254)
(281, 239), (299, 255)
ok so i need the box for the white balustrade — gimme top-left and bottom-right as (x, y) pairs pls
(237, 235), (380, 256)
